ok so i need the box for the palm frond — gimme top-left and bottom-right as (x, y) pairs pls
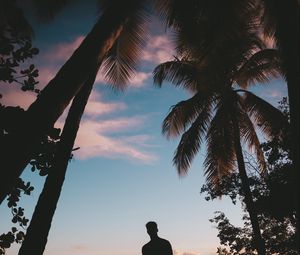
(235, 49), (282, 88)
(162, 92), (212, 138)
(173, 99), (212, 175)
(204, 99), (236, 190)
(157, 0), (261, 60)
(153, 60), (207, 92)
(236, 95), (266, 171)
(99, 0), (149, 89)
(242, 90), (288, 137)
(260, 0), (278, 38)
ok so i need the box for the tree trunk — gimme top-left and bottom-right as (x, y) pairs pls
(275, 0), (299, 243)
(18, 69), (97, 255)
(232, 121), (266, 255)
(0, 1), (141, 204)
(264, 0), (299, 228)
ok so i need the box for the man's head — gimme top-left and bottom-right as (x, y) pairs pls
(145, 221), (158, 238)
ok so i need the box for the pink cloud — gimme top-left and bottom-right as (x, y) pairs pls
(37, 66), (59, 88)
(0, 86), (37, 109)
(73, 117), (157, 163)
(70, 244), (89, 252)
(53, 91), (157, 163)
(95, 69), (151, 88)
(141, 35), (174, 64)
(43, 35), (84, 63)
(173, 251), (201, 255)
(37, 34), (153, 89)
(128, 72), (152, 87)
(84, 91), (127, 117)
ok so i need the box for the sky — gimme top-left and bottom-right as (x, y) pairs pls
(0, 1), (288, 255)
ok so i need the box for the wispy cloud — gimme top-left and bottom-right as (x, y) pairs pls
(127, 71), (152, 87)
(74, 117), (157, 163)
(34, 35), (84, 88)
(43, 35), (84, 63)
(141, 35), (175, 64)
(0, 86), (36, 109)
(84, 90), (127, 117)
(95, 70), (151, 88)
(173, 250), (201, 255)
(54, 90), (157, 163)
(70, 244), (89, 252)
(1, 34), (158, 163)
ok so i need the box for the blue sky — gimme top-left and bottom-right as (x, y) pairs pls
(0, 1), (288, 255)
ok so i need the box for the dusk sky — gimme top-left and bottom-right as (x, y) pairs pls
(0, 1), (288, 255)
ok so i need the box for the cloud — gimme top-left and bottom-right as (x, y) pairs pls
(0, 85), (37, 109)
(37, 34), (154, 89)
(73, 117), (157, 163)
(173, 250), (201, 255)
(141, 35), (175, 64)
(53, 90), (157, 163)
(43, 35), (84, 63)
(95, 70), (151, 88)
(70, 244), (89, 252)
(84, 90), (127, 117)
(37, 66), (58, 88)
(128, 71), (152, 87)
(1, 34), (158, 163)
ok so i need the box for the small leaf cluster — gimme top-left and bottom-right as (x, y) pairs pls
(7, 178), (34, 208)
(29, 127), (61, 176)
(0, 178), (31, 254)
(0, 228), (25, 255)
(11, 207), (28, 227)
(0, 28), (39, 94)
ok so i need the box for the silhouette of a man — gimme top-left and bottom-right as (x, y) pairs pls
(142, 221), (173, 255)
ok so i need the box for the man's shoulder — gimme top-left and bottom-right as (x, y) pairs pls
(142, 241), (151, 249)
(158, 237), (171, 244)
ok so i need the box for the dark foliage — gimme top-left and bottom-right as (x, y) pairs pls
(201, 98), (298, 254)
(0, 28), (39, 94)
(0, 18), (61, 254)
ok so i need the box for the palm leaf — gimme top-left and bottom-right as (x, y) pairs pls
(242, 90), (288, 137)
(204, 99), (236, 190)
(99, 0), (149, 89)
(173, 98), (212, 175)
(236, 94), (266, 171)
(162, 92), (213, 138)
(153, 60), (208, 92)
(235, 49), (282, 88)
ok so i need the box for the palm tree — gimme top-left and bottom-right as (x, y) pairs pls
(17, 2), (149, 252)
(0, 0), (152, 204)
(0, 0), (266, 205)
(153, 47), (286, 255)
(17, 69), (98, 255)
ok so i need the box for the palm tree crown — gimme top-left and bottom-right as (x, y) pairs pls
(154, 46), (284, 188)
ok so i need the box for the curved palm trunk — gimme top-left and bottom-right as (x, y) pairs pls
(18, 70), (97, 255)
(232, 121), (266, 255)
(0, 2), (138, 204)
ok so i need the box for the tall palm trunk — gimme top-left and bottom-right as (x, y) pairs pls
(0, 2), (140, 204)
(275, 0), (299, 232)
(232, 120), (266, 255)
(18, 70), (97, 255)
(263, 0), (299, 220)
